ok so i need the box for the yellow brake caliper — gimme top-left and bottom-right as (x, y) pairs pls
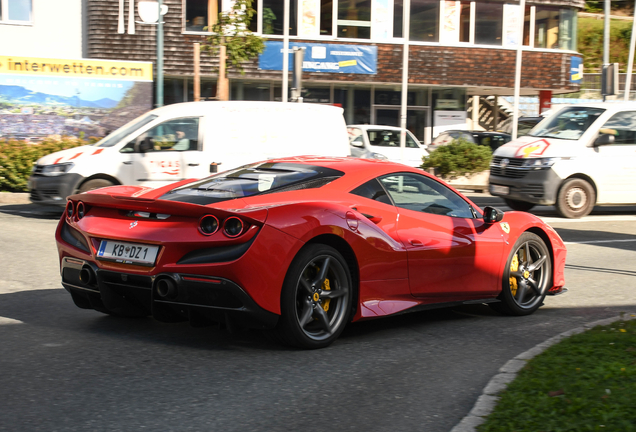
(509, 254), (519, 296)
(322, 278), (331, 312)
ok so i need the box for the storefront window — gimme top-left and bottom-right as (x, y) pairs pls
(354, 89), (371, 124)
(534, 6), (560, 49)
(1, 0), (31, 22)
(185, 0), (258, 32)
(320, 0), (333, 35)
(263, 0), (297, 35)
(410, 0), (439, 42)
(459, 2), (470, 43)
(559, 8), (577, 51)
(338, 0), (371, 39)
(474, 2), (503, 46)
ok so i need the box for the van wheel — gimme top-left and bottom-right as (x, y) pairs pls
(556, 178), (595, 219)
(79, 179), (114, 194)
(504, 199), (535, 212)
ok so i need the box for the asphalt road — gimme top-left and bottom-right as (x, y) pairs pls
(1, 198), (635, 432)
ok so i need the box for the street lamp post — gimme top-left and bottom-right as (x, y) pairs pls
(137, 0), (168, 107)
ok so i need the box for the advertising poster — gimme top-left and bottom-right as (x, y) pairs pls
(570, 57), (583, 83)
(441, 1), (459, 44)
(503, 4), (521, 47)
(260, 41), (377, 74)
(0, 56), (153, 140)
(299, 0), (321, 37)
(433, 110), (467, 137)
(371, 0), (392, 40)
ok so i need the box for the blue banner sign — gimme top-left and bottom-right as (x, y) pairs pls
(259, 41), (377, 75)
(570, 56), (583, 83)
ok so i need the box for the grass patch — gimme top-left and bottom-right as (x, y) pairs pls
(478, 317), (636, 432)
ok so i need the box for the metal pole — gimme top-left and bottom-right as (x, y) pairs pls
(512, 0), (525, 140)
(157, 0), (164, 107)
(624, 0), (636, 101)
(399, 0), (411, 164)
(282, 0), (290, 103)
(603, 0), (610, 101)
(194, 43), (201, 102)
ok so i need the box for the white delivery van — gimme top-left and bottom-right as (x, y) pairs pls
(489, 102), (636, 218)
(28, 101), (350, 205)
(347, 125), (428, 167)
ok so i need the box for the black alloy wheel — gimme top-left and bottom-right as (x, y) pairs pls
(490, 232), (551, 316)
(275, 244), (352, 349)
(504, 198), (535, 212)
(556, 178), (595, 219)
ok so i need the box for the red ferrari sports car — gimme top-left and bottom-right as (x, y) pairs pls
(56, 156), (566, 349)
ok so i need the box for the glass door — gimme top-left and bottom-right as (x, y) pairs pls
(372, 106), (429, 144)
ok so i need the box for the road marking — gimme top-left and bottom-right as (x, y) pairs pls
(0, 317), (24, 325)
(564, 239), (636, 245)
(540, 215), (636, 223)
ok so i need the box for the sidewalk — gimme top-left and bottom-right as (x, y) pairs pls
(0, 193), (30, 205)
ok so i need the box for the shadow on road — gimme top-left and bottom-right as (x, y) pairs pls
(0, 203), (63, 220)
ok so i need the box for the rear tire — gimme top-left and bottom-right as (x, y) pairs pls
(79, 179), (114, 194)
(504, 198), (535, 212)
(274, 244), (353, 349)
(555, 178), (595, 219)
(490, 232), (551, 316)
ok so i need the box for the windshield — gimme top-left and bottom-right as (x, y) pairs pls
(367, 129), (420, 148)
(530, 107), (605, 140)
(160, 162), (344, 205)
(94, 114), (158, 148)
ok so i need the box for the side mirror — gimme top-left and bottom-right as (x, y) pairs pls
(594, 133), (615, 147)
(483, 206), (504, 224)
(350, 140), (365, 148)
(139, 136), (154, 153)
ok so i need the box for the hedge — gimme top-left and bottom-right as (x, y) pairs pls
(421, 138), (492, 179)
(0, 136), (89, 192)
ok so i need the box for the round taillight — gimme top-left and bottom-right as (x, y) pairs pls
(223, 217), (244, 237)
(199, 215), (219, 235)
(77, 202), (85, 219)
(66, 201), (74, 219)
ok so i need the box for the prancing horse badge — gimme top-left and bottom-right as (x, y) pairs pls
(500, 222), (510, 234)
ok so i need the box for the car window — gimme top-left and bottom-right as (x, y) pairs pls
(367, 129), (419, 148)
(378, 173), (475, 218)
(598, 111), (636, 145)
(120, 117), (200, 153)
(95, 114), (158, 148)
(350, 178), (393, 205)
(530, 107), (605, 140)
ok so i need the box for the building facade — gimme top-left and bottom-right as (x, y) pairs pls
(85, 0), (584, 142)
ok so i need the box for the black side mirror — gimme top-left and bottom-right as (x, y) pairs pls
(483, 206), (504, 224)
(594, 133), (615, 147)
(139, 136), (154, 153)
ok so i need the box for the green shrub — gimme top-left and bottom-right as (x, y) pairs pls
(0, 136), (89, 192)
(421, 138), (492, 179)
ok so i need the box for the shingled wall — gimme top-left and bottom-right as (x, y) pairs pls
(87, 0), (580, 92)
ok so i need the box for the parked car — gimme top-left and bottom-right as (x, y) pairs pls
(29, 101), (350, 206)
(499, 116), (545, 137)
(429, 130), (512, 152)
(57, 156), (566, 349)
(489, 103), (636, 218)
(347, 125), (428, 167)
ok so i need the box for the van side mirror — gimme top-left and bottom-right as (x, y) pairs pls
(350, 140), (364, 148)
(483, 206), (504, 223)
(139, 136), (154, 153)
(594, 133), (615, 147)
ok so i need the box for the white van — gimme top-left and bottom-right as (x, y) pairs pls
(28, 101), (349, 205)
(489, 102), (636, 218)
(347, 125), (428, 167)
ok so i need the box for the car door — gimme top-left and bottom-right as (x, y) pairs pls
(378, 173), (505, 300)
(594, 111), (636, 203)
(119, 117), (202, 187)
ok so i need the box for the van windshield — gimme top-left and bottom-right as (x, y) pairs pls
(367, 129), (420, 148)
(94, 114), (158, 148)
(529, 107), (605, 140)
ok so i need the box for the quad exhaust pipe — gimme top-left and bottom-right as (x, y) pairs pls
(79, 264), (96, 287)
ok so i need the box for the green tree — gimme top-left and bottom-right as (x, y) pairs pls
(201, 0), (265, 101)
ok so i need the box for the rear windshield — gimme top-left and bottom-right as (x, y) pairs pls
(160, 162), (344, 205)
(530, 107), (605, 140)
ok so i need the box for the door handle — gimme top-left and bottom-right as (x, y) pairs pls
(122, 161), (132, 165)
(188, 163), (199, 167)
(409, 239), (423, 247)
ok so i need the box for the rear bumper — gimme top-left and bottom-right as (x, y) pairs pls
(61, 257), (279, 330)
(29, 173), (84, 206)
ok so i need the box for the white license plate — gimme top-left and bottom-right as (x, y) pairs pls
(490, 184), (510, 195)
(97, 240), (159, 266)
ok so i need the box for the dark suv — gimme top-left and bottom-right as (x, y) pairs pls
(429, 130), (512, 152)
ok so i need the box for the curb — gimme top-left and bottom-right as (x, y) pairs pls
(450, 313), (636, 432)
(0, 193), (30, 204)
